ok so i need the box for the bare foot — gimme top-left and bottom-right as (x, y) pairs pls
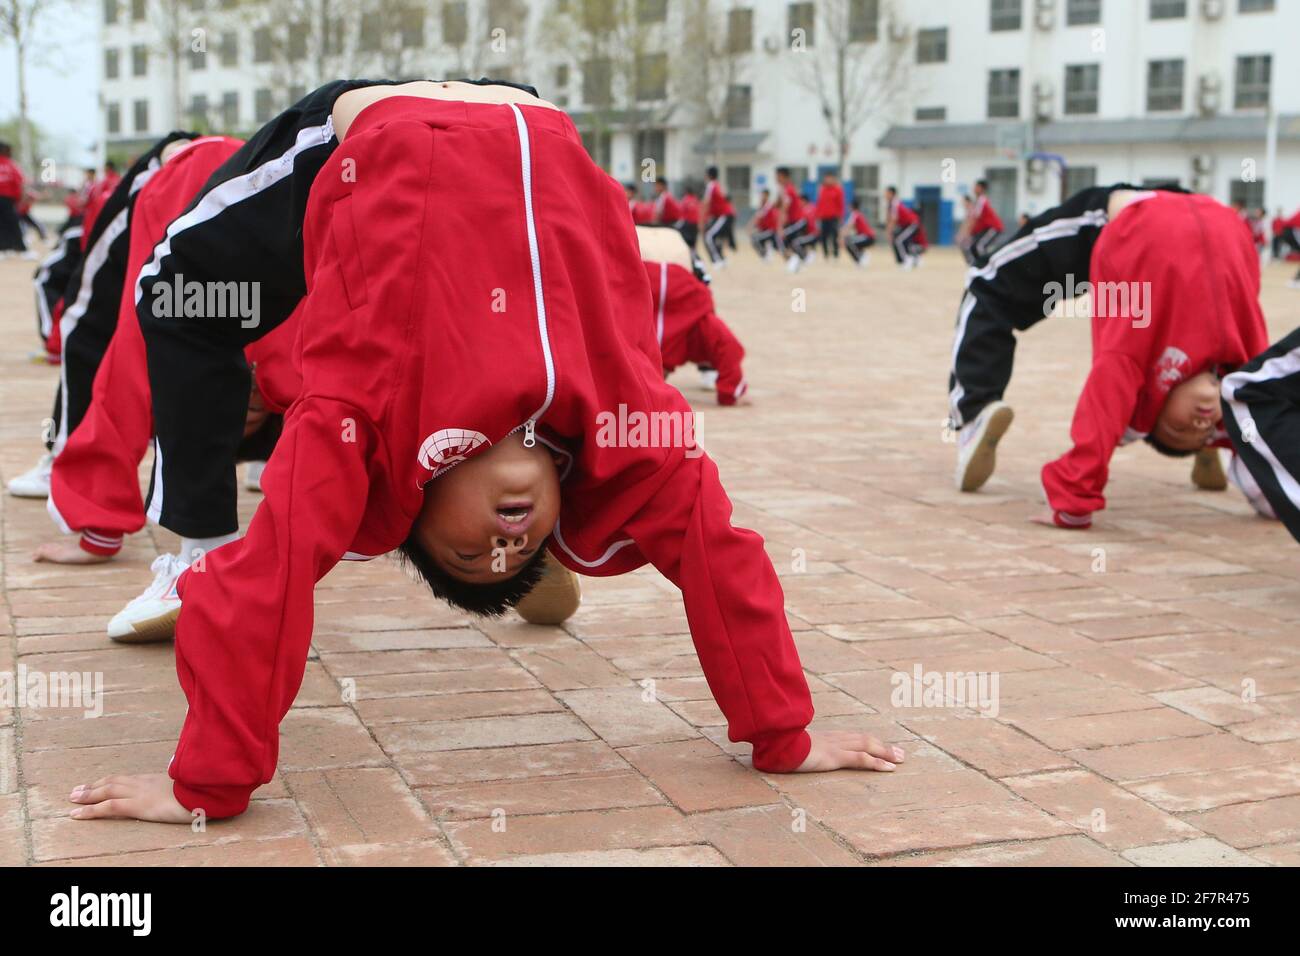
(69, 773), (194, 823)
(33, 540), (112, 564)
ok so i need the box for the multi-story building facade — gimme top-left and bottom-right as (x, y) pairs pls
(99, 0), (1300, 240)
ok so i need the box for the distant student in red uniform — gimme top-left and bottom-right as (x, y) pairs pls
(958, 179), (1004, 266)
(949, 185), (1269, 531)
(840, 197), (875, 268)
(624, 182), (654, 225)
(652, 176), (683, 227)
(678, 185), (701, 251)
(0, 141), (28, 254)
(1278, 207), (1300, 287)
(884, 185), (922, 270)
(814, 171), (845, 259)
(749, 188), (779, 259)
(775, 166), (811, 273)
(702, 165), (735, 266)
(68, 81), (905, 825)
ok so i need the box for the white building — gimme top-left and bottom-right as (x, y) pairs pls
(98, 0), (1300, 242)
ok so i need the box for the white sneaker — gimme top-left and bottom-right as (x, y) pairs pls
(955, 401), (1015, 492)
(911, 255), (922, 269)
(805, 250), (818, 264)
(786, 255), (803, 274)
(1227, 454), (1277, 519)
(856, 254), (869, 269)
(245, 460), (266, 492)
(1288, 279), (1300, 289)
(698, 368), (719, 390)
(7, 453), (53, 498)
(106, 553), (187, 643)
(900, 258), (915, 271)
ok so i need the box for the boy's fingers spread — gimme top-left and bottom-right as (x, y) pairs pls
(71, 798), (130, 820)
(70, 783), (130, 804)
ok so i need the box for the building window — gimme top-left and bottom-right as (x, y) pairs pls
(289, 85), (307, 104)
(727, 7), (753, 52)
(131, 43), (147, 77)
(583, 57), (612, 106)
(636, 52), (668, 101)
(325, 17), (344, 55)
(554, 64), (569, 89)
(1229, 177), (1264, 208)
(1066, 0), (1101, 25)
(987, 68), (1021, 118)
(1146, 59), (1184, 111)
(188, 93), (208, 128)
(486, 0), (523, 36)
(990, 0), (1022, 31)
(851, 163), (880, 221)
(725, 84), (752, 128)
(220, 91), (238, 129)
(916, 27), (947, 64)
(581, 129), (611, 170)
(1064, 63), (1099, 114)
(1063, 166), (1098, 196)
(1235, 54), (1271, 109)
(219, 31), (237, 67)
(255, 88), (275, 123)
(103, 0), (118, 25)
(635, 129), (666, 176)
(105, 48), (119, 79)
(133, 98), (149, 133)
(914, 106), (946, 121)
(189, 0), (204, 10)
(636, 0), (667, 23)
(1238, 0), (1274, 10)
(849, 0), (879, 42)
(188, 45), (206, 70)
(130, 0), (145, 21)
(253, 26), (272, 62)
(443, 1), (468, 44)
(788, 2), (814, 48)
(288, 21), (309, 61)
(400, 7), (424, 47)
(1149, 0), (1186, 19)
(106, 102), (121, 135)
(725, 166), (750, 212)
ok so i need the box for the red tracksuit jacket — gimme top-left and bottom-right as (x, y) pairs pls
(168, 96), (813, 817)
(644, 261), (746, 405)
(1041, 191), (1270, 520)
(49, 137), (246, 554)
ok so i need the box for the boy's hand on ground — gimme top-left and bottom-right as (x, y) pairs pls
(69, 773), (193, 823)
(794, 731), (904, 772)
(33, 540), (111, 564)
(1029, 510), (1060, 528)
(1029, 509), (1091, 530)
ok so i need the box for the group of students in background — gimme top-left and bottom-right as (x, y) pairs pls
(0, 144), (123, 260)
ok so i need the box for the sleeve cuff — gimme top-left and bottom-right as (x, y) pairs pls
(79, 530), (123, 556)
(171, 779), (253, 820)
(1052, 510), (1093, 529)
(750, 728), (813, 773)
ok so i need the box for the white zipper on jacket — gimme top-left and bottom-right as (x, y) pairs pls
(508, 102), (556, 447)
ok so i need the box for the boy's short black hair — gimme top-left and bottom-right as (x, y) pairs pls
(976, 178), (988, 190)
(655, 175), (668, 185)
(1144, 433), (1198, 458)
(397, 531), (548, 617)
(706, 165), (719, 178)
(775, 166), (790, 177)
(885, 184), (897, 194)
(850, 197), (861, 209)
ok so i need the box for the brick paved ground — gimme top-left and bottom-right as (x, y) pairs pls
(2, 245), (1299, 866)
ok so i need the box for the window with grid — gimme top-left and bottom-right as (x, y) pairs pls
(637, 0), (667, 23)
(188, 44), (206, 70)
(1067, 0), (1101, 25)
(1229, 178), (1264, 209)
(219, 31), (237, 67)
(443, 1), (468, 44)
(255, 88), (274, 124)
(188, 94), (208, 128)
(487, 0), (523, 36)
(917, 28), (947, 64)
(133, 98), (149, 132)
(850, 0), (879, 42)
(990, 0), (1022, 31)
(987, 68), (1021, 118)
(1235, 55), (1270, 108)
(253, 26), (272, 62)
(106, 103), (121, 135)
(401, 7), (424, 47)
(103, 0), (117, 25)
(1146, 59), (1184, 111)
(1063, 165), (1097, 196)
(1238, 0), (1273, 11)
(915, 106), (946, 121)
(220, 91), (238, 129)
(1064, 64), (1099, 114)
(728, 7), (753, 52)
(788, 2), (815, 48)
(288, 21), (308, 60)
(1149, 0), (1186, 19)
(130, 0), (144, 21)
(726, 85), (752, 128)
(105, 49), (119, 79)
(359, 14), (381, 52)
(636, 52), (668, 101)
(583, 58), (612, 106)
(851, 164), (880, 221)
(131, 44), (147, 76)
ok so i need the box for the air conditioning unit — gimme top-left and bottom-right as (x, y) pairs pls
(1197, 73), (1221, 115)
(1035, 0), (1056, 31)
(762, 35), (781, 54)
(1034, 80), (1055, 121)
(1201, 0), (1225, 20)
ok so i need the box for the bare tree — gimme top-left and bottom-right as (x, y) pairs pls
(789, 0), (911, 176)
(676, 0), (747, 170)
(148, 0), (190, 130)
(1, 0), (72, 171)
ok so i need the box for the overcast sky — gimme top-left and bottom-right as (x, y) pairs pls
(0, 2), (100, 166)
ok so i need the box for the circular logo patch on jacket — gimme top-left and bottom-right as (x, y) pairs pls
(418, 428), (490, 475)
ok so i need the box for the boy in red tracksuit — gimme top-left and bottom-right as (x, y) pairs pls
(0, 141), (27, 253)
(841, 198), (875, 268)
(950, 185), (1270, 530)
(775, 166), (811, 272)
(678, 186), (701, 251)
(814, 171), (845, 260)
(702, 166), (735, 266)
(624, 182), (654, 225)
(749, 188), (779, 259)
(37, 136), (258, 566)
(959, 179), (1004, 267)
(652, 176), (682, 227)
(884, 186), (922, 269)
(68, 81), (903, 825)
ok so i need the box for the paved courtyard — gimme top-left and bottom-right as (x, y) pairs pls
(2, 244), (1299, 867)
